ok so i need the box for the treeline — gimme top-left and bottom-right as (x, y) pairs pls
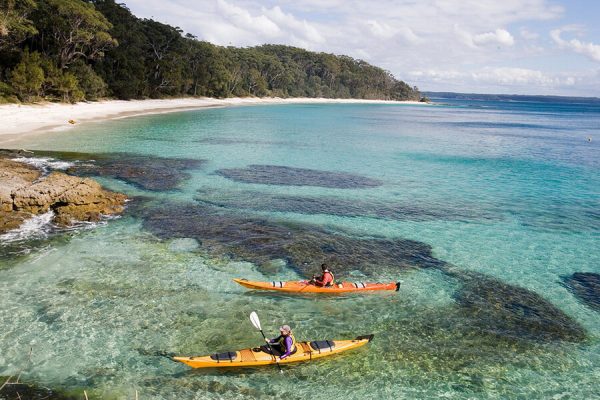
(0, 0), (421, 103)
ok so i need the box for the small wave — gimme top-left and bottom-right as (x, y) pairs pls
(0, 211), (55, 243)
(12, 156), (75, 173)
(61, 216), (115, 232)
(0, 212), (116, 245)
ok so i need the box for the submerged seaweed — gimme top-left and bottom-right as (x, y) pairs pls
(516, 202), (600, 233)
(215, 165), (383, 189)
(561, 272), (600, 312)
(0, 149), (204, 191)
(135, 201), (587, 344)
(451, 270), (586, 342)
(0, 378), (80, 400)
(137, 202), (443, 276)
(196, 188), (497, 222)
(67, 153), (204, 191)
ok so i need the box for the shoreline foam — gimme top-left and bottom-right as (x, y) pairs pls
(0, 97), (425, 143)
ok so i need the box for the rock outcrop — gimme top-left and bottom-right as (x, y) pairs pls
(0, 158), (127, 234)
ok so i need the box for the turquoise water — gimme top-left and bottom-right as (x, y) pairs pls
(1, 98), (599, 399)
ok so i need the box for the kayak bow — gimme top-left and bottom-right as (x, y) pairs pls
(173, 334), (374, 369)
(233, 278), (400, 293)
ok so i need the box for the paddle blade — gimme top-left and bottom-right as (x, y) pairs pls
(249, 311), (262, 331)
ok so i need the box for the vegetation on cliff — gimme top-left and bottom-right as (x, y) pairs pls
(0, 0), (420, 103)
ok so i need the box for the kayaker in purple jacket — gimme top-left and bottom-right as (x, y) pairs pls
(265, 325), (297, 360)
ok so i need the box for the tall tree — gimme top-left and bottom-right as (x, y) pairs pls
(0, 0), (421, 102)
(0, 0), (37, 51)
(91, 0), (148, 99)
(140, 19), (184, 96)
(9, 48), (44, 100)
(34, 0), (116, 68)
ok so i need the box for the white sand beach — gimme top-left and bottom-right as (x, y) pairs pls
(0, 97), (424, 143)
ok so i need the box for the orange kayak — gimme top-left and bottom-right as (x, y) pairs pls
(173, 334), (374, 368)
(233, 278), (400, 293)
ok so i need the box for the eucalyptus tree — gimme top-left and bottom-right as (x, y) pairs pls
(32, 0), (116, 68)
(0, 0), (37, 51)
(0, 0), (421, 102)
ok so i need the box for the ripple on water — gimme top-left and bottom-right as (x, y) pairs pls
(215, 165), (383, 189)
(11, 156), (75, 174)
(0, 211), (55, 243)
(0, 206), (596, 399)
(195, 188), (498, 222)
(1, 100), (599, 399)
(137, 200), (588, 345)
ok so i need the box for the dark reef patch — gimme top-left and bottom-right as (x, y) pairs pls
(0, 378), (80, 400)
(195, 189), (496, 222)
(136, 201), (586, 343)
(34, 304), (62, 326)
(67, 153), (204, 191)
(0, 149), (204, 191)
(367, 300), (584, 387)
(450, 270), (586, 342)
(137, 202), (444, 276)
(516, 202), (600, 233)
(215, 165), (383, 189)
(561, 272), (600, 312)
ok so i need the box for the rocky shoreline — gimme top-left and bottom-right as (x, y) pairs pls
(0, 156), (127, 235)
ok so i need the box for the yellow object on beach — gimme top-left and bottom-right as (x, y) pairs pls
(68, 119), (76, 124)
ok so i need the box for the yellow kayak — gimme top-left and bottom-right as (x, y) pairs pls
(173, 334), (374, 368)
(234, 278), (400, 293)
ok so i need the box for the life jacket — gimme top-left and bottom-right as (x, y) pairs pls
(321, 270), (334, 286)
(327, 271), (335, 285)
(276, 332), (297, 352)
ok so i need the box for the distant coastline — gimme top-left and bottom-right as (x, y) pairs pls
(0, 97), (427, 143)
(424, 91), (600, 102)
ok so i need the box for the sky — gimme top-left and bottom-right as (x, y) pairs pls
(123, 0), (600, 96)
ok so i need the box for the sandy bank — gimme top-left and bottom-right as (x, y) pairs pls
(0, 97), (425, 142)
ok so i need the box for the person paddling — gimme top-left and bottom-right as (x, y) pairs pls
(310, 263), (335, 287)
(265, 325), (297, 360)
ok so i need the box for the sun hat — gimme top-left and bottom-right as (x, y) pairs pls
(279, 325), (292, 332)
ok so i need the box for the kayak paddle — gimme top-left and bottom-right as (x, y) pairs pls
(250, 311), (283, 374)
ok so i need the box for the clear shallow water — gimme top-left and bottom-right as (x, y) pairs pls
(1, 98), (599, 399)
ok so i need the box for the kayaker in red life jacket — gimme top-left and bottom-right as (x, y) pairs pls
(265, 325), (297, 360)
(310, 263), (335, 287)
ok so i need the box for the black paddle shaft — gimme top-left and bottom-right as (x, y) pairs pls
(260, 329), (283, 373)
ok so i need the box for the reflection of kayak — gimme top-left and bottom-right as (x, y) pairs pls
(173, 334), (374, 368)
(233, 278), (400, 293)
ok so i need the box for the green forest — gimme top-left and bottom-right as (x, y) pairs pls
(0, 0), (422, 103)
